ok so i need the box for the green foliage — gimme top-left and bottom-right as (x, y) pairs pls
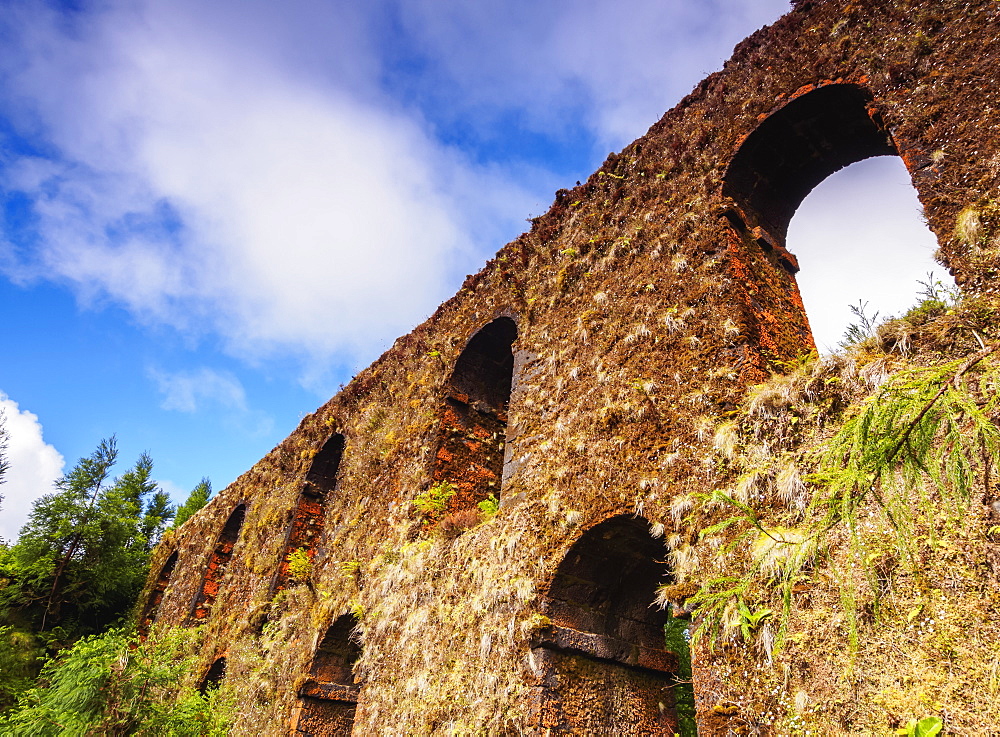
(171, 478), (212, 530)
(0, 438), (175, 638)
(413, 481), (456, 518)
(896, 716), (943, 737)
(477, 494), (499, 517)
(814, 348), (1000, 547)
(0, 626), (232, 736)
(663, 615), (696, 737)
(736, 600), (772, 641)
(286, 548), (312, 582)
(692, 333), (1000, 657)
(0, 625), (44, 711)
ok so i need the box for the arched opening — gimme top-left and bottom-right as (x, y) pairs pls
(426, 316), (517, 528)
(721, 83), (948, 355)
(272, 434), (345, 593)
(723, 83), (896, 244)
(138, 550), (178, 635)
(530, 515), (692, 733)
(199, 656), (227, 693)
(292, 613), (362, 736)
(304, 433), (346, 496)
(190, 504), (246, 622)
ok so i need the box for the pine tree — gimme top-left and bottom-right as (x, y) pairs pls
(170, 478), (212, 529)
(0, 438), (174, 637)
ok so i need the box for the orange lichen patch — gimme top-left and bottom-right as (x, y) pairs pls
(432, 398), (505, 517)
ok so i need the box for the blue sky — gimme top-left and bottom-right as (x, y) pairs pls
(0, 0), (943, 541)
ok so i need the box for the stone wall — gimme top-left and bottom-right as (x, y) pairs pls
(138, 0), (1000, 732)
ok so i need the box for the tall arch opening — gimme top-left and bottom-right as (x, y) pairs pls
(138, 550), (178, 635)
(292, 613), (362, 736)
(722, 83), (948, 354)
(723, 83), (897, 244)
(272, 434), (345, 593)
(190, 504), (246, 622)
(530, 515), (691, 733)
(427, 316), (517, 526)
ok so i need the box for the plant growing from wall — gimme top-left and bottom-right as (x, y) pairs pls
(286, 548), (313, 583)
(413, 481), (455, 522)
(684, 296), (1000, 654)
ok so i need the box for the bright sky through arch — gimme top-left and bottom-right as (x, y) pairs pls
(787, 156), (951, 354)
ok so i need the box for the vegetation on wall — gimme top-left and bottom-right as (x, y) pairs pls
(667, 289), (1000, 733)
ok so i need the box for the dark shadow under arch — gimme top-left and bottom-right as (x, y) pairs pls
(530, 515), (686, 733)
(292, 613), (363, 736)
(199, 656), (227, 693)
(272, 434), (345, 593)
(190, 504), (246, 622)
(427, 316), (517, 526)
(138, 550), (178, 636)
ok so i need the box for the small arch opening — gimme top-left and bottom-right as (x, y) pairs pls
(426, 317), (517, 528)
(304, 433), (346, 497)
(272, 434), (345, 593)
(199, 656), (227, 694)
(138, 550), (178, 635)
(531, 515), (693, 734)
(293, 613), (363, 736)
(190, 504), (246, 622)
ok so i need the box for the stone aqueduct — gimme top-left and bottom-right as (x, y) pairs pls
(138, 0), (1000, 733)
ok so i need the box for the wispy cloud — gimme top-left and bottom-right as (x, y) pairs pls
(0, 391), (65, 543)
(148, 366), (274, 437)
(148, 366), (247, 413)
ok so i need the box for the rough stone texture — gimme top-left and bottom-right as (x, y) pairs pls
(139, 0), (1000, 732)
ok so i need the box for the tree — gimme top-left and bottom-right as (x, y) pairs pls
(0, 410), (9, 509)
(170, 478), (212, 530)
(0, 438), (174, 637)
(0, 626), (233, 735)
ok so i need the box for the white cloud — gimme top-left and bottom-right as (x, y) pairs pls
(0, 0), (537, 376)
(0, 1), (795, 382)
(148, 367), (247, 413)
(392, 0), (790, 148)
(148, 366), (275, 438)
(0, 392), (65, 543)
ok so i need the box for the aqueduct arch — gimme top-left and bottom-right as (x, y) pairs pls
(530, 515), (686, 733)
(723, 82), (897, 245)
